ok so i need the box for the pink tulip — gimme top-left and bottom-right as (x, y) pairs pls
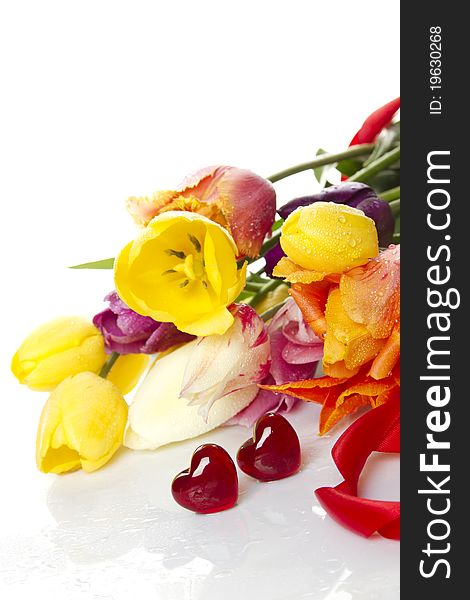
(126, 166), (276, 258)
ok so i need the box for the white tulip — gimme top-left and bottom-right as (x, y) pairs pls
(124, 341), (260, 450)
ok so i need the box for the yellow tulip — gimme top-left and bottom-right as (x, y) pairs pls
(114, 211), (246, 336)
(11, 317), (107, 391)
(36, 372), (128, 474)
(273, 202), (378, 282)
(107, 353), (150, 395)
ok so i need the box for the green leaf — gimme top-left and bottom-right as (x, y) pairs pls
(69, 257), (115, 269)
(236, 290), (254, 302)
(368, 169), (400, 193)
(313, 148), (329, 186)
(336, 159), (362, 177)
(363, 122), (400, 167)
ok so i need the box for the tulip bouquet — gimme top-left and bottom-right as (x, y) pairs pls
(11, 99), (400, 536)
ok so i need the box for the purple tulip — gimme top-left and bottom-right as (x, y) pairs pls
(264, 241), (286, 278)
(93, 291), (194, 355)
(277, 182), (378, 220)
(352, 196), (394, 246)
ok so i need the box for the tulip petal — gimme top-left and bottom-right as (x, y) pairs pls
(369, 324), (400, 379)
(280, 202), (379, 275)
(264, 242), (286, 278)
(181, 304), (271, 418)
(340, 244), (400, 339)
(319, 393), (370, 436)
(178, 166), (276, 258)
(273, 257), (327, 283)
(261, 366), (399, 434)
(216, 169), (276, 258)
(229, 298), (322, 427)
(324, 288), (385, 370)
(125, 342), (259, 450)
(36, 372), (128, 474)
(349, 97), (400, 146)
(177, 306), (234, 337)
(107, 354), (150, 395)
(126, 166), (276, 257)
(11, 317), (107, 391)
(226, 387), (284, 428)
(278, 183), (376, 219)
(114, 211), (246, 336)
(277, 185), (394, 247)
(289, 282), (331, 339)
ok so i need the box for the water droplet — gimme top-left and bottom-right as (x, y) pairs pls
(338, 215), (346, 224)
(348, 239), (357, 248)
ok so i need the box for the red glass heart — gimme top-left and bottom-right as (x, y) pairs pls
(171, 444), (238, 514)
(237, 413), (301, 482)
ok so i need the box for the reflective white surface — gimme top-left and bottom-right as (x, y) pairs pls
(0, 385), (399, 600)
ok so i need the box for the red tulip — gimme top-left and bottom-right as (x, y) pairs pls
(349, 98), (400, 146)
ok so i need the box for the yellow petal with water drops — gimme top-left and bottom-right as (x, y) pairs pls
(280, 202), (379, 276)
(325, 288), (368, 345)
(323, 330), (346, 365)
(324, 288), (385, 371)
(36, 372), (128, 474)
(272, 257), (327, 283)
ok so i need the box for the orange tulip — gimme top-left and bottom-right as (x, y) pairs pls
(264, 244), (400, 433)
(261, 364), (400, 435)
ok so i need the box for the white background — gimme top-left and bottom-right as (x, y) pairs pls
(0, 1), (399, 598)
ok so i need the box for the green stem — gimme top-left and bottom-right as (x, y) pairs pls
(267, 144), (375, 183)
(259, 300), (287, 322)
(347, 146), (400, 183)
(99, 352), (120, 378)
(244, 281), (264, 292)
(260, 231), (281, 254)
(392, 232), (400, 243)
(249, 279), (283, 307)
(379, 186), (400, 202)
(389, 199), (400, 216)
(247, 272), (268, 283)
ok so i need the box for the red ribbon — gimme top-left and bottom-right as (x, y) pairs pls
(315, 396), (400, 539)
